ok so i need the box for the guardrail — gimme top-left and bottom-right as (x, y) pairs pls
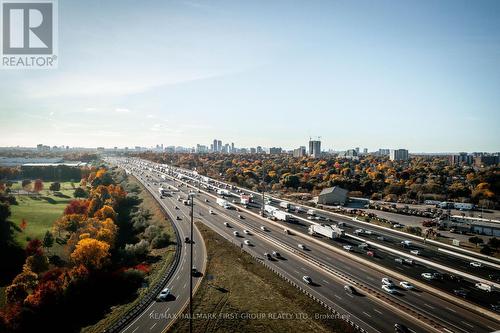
(103, 174), (183, 333)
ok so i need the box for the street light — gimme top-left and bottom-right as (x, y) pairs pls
(187, 191), (196, 333)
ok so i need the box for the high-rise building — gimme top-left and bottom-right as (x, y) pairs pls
(390, 149), (409, 161)
(217, 140), (222, 152)
(212, 139), (218, 152)
(355, 147), (360, 154)
(308, 140), (321, 158)
(378, 148), (390, 156)
(363, 148), (368, 154)
(231, 142), (235, 153)
(448, 153), (473, 165)
(269, 147), (282, 154)
(250, 147), (256, 154)
(256, 146), (263, 154)
(293, 146), (306, 158)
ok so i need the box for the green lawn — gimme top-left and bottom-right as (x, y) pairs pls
(9, 181), (76, 247)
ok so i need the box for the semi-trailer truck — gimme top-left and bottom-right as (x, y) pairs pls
(216, 198), (231, 209)
(217, 189), (231, 196)
(308, 224), (344, 239)
(265, 204), (278, 214)
(272, 210), (292, 222)
(279, 201), (291, 210)
(240, 194), (252, 205)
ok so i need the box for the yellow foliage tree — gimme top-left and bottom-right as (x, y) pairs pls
(70, 238), (110, 270)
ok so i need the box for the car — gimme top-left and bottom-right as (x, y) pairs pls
(264, 252), (272, 260)
(244, 240), (251, 245)
(157, 287), (170, 301)
(421, 273), (434, 280)
(176, 216), (181, 220)
(394, 323), (410, 333)
(399, 281), (414, 290)
(302, 275), (312, 284)
(233, 231), (239, 236)
(243, 229), (250, 234)
(184, 237), (190, 243)
(393, 224), (404, 228)
(175, 206), (179, 209)
(224, 222), (229, 227)
(410, 250), (420, 255)
(453, 288), (468, 298)
(470, 262), (482, 268)
(377, 236), (385, 241)
(382, 278), (394, 287)
(364, 230), (372, 235)
(344, 285), (355, 294)
(209, 209), (214, 214)
(395, 258), (404, 264)
(382, 284), (396, 294)
(238, 214), (244, 219)
(204, 199), (209, 202)
(261, 226), (267, 231)
(272, 251), (281, 258)
(284, 228), (290, 234)
(343, 245), (353, 251)
(358, 243), (368, 249)
(191, 267), (197, 275)
(490, 304), (500, 313)
(298, 244), (306, 250)
(354, 229), (363, 234)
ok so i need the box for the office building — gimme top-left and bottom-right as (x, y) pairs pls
(293, 146), (306, 158)
(309, 140), (321, 158)
(448, 153), (473, 166)
(390, 149), (409, 161)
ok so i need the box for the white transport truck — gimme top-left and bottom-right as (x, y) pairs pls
(217, 189), (231, 196)
(308, 224), (344, 239)
(272, 210), (292, 222)
(216, 198), (231, 209)
(279, 201), (291, 210)
(265, 204), (278, 214)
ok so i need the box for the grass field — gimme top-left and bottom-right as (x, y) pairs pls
(9, 181), (76, 247)
(170, 222), (355, 333)
(84, 174), (176, 333)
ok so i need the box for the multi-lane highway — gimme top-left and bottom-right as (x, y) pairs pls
(111, 165), (207, 333)
(111, 157), (500, 333)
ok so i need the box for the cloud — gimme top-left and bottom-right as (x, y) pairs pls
(115, 108), (130, 113)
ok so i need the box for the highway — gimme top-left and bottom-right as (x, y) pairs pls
(116, 157), (500, 333)
(167, 161), (500, 311)
(113, 165), (208, 333)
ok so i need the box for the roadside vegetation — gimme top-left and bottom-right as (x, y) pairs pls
(170, 222), (356, 333)
(0, 166), (175, 333)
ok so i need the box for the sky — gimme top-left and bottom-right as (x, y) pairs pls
(1, 0), (499, 152)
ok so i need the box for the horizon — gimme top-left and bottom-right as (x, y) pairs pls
(1, 0), (500, 151)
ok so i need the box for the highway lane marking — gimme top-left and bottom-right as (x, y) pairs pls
(132, 327), (139, 333)
(183, 283), (187, 289)
(460, 321), (473, 328)
(445, 307), (456, 313)
(333, 294), (342, 300)
(176, 275), (180, 280)
(373, 308), (383, 315)
(150, 322), (157, 330)
(423, 303), (435, 309)
(362, 311), (372, 318)
(122, 301), (156, 332)
(322, 279), (330, 284)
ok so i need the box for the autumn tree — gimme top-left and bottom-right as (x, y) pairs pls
(73, 187), (87, 198)
(43, 231), (54, 251)
(49, 182), (61, 191)
(33, 179), (44, 193)
(64, 199), (89, 215)
(70, 238), (110, 269)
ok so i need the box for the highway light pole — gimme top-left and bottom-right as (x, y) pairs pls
(188, 191), (195, 333)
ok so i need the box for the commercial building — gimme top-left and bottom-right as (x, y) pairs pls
(448, 153), (473, 166)
(309, 140), (321, 158)
(293, 146), (306, 158)
(440, 216), (500, 237)
(390, 149), (409, 161)
(317, 186), (348, 206)
(378, 148), (390, 156)
(474, 155), (499, 168)
(268, 147), (282, 154)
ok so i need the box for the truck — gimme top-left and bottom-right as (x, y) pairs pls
(475, 282), (493, 292)
(453, 202), (474, 210)
(279, 201), (291, 210)
(264, 204), (278, 214)
(307, 209), (316, 216)
(240, 194), (252, 205)
(272, 210), (292, 222)
(216, 198), (231, 209)
(308, 224), (344, 239)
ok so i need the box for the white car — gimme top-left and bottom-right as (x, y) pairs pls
(209, 209), (214, 214)
(298, 244), (306, 250)
(399, 281), (414, 290)
(343, 245), (353, 251)
(382, 284), (396, 294)
(410, 250), (420, 255)
(421, 273), (434, 280)
(364, 230), (372, 235)
(233, 231), (239, 236)
(157, 287), (170, 301)
(284, 228), (290, 234)
(260, 226), (267, 231)
(382, 278), (394, 287)
(224, 222), (229, 227)
(470, 262), (482, 268)
(302, 275), (312, 284)
(243, 229), (250, 234)
(244, 240), (251, 245)
(354, 229), (363, 234)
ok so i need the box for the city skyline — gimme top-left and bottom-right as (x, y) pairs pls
(1, 0), (500, 151)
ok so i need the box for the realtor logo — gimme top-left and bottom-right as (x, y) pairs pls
(1, 0), (58, 68)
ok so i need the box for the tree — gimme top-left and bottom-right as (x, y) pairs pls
(19, 218), (27, 231)
(73, 187), (87, 198)
(43, 231), (54, 251)
(5, 283), (28, 304)
(64, 199), (89, 215)
(21, 179), (32, 190)
(49, 182), (61, 191)
(25, 239), (42, 256)
(487, 237), (500, 251)
(33, 179), (44, 193)
(70, 238), (110, 270)
(23, 254), (49, 274)
(468, 236), (484, 248)
(480, 245), (493, 256)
